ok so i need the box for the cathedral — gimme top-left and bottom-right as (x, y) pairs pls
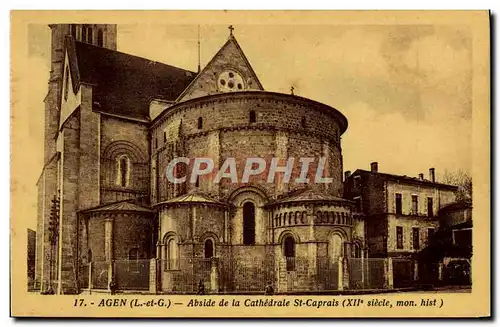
(36, 23), (365, 294)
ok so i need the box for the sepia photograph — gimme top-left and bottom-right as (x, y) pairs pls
(10, 10), (490, 318)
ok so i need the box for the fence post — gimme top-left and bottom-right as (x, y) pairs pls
(107, 261), (114, 293)
(210, 258), (219, 294)
(338, 257), (343, 291)
(438, 262), (444, 281)
(88, 262), (93, 291)
(361, 250), (365, 288)
(149, 259), (157, 294)
(385, 258), (394, 289)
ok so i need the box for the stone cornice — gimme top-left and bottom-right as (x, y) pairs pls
(150, 91), (348, 134)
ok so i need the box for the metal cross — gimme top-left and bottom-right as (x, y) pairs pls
(290, 85), (295, 95)
(228, 25), (234, 36)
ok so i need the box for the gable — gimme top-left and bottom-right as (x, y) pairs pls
(176, 36), (264, 102)
(59, 49), (82, 130)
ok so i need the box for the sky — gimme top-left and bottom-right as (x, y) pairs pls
(24, 23), (472, 228)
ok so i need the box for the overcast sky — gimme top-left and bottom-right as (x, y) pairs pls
(25, 23), (472, 228)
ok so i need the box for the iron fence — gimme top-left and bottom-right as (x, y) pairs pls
(114, 259), (150, 290)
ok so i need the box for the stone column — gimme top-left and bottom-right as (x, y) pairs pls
(385, 258), (394, 289)
(104, 216), (114, 291)
(210, 258), (219, 294)
(224, 210), (228, 243)
(413, 261), (419, 281)
(88, 262), (93, 291)
(438, 262), (444, 281)
(149, 259), (157, 294)
(360, 249), (365, 288)
(338, 256), (344, 291)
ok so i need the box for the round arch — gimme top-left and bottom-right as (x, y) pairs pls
(102, 140), (147, 163)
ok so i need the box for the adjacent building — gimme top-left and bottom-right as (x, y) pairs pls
(343, 163), (458, 258)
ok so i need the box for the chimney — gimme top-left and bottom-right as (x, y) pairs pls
(429, 168), (435, 183)
(370, 162), (378, 173)
(344, 171), (351, 180)
(418, 173), (424, 180)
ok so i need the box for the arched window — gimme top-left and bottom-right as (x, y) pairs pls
(243, 202), (256, 245)
(249, 110), (256, 123)
(353, 243), (362, 258)
(198, 117), (203, 129)
(204, 239), (214, 258)
(316, 211), (322, 224)
(295, 211), (300, 224)
(288, 213), (293, 225)
(87, 249), (92, 263)
(330, 234), (344, 260)
(64, 66), (69, 101)
(116, 155), (130, 187)
(322, 212), (329, 224)
(97, 29), (104, 47)
(87, 27), (93, 44)
(301, 211), (307, 224)
(165, 236), (179, 270)
(275, 214), (279, 227)
(282, 212), (287, 226)
(283, 236), (295, 271)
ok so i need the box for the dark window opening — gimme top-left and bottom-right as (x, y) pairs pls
(396, 226), (404, 249)
(249, 110), (256, 123)
(243, 202), (256, 245)
(97, 29), (104, 47)
(283, 236), (295, 271)
(87, 249), (92, 263)
(412, 195), (418, 215)
(428, 228), (435, 244)
(395, 193), (402, 215)
(120, 157), (128, 187)
(70, 24), (77, 39)
(198, 117), (203, 129)
(427, 197), (434, 217)
(195, 176), (199, 188)
(204, 239), (214, 258)
(87, 27), (93, 44)
(412, 228), (420, 250)
(82, 27), (87, 43)
(163, 131), (167, 143)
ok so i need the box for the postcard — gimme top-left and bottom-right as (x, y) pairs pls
(10, 10), (490, 318)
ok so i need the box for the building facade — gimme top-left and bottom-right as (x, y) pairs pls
(35, 24), (365, 294)
(343, 163), (458, 258)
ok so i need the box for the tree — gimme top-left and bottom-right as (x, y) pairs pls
(441, 169), (472, 204)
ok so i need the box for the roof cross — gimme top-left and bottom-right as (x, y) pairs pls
(228, 25), (234, 36)
(290, 85), (295, 95)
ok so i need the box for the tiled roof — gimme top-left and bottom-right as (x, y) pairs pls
(67, 38), (196, 121)
(82, 201), (153, 214)
(351, 169), (458, 191)
(159, 192), (227, 206)
(272, 188), (352, 205)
